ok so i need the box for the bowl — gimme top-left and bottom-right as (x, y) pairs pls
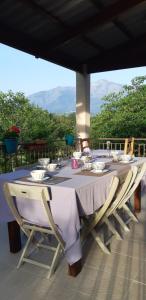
(38, 158), (50, 166)
(92, 161), (105, 170)
(47, 163), (57, 172)
(73, 151), (82, 159)
(30, 169), (46, 180)
(120, 155), (132, 162)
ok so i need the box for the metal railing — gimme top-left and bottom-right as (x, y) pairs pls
(1, 138), (146, 174)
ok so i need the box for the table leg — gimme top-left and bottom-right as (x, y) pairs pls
(7, 221), (21, 253)
(134, 183), (141, 213)
(68, 259), (82, 277)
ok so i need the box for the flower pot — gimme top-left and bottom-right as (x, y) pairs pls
(65, 134), (74, 146)
(4, 138), (18, 154)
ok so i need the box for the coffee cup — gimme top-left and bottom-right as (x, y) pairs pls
(92, 161), (105, 171)
(47, 163), (57, 172)
(30, 170), (46, 180)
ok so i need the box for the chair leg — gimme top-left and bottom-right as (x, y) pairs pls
(103, 216), (123, 240)
(123, 203), (139, 223)
(91, 229), (111, 255)
(47, 243), (62, 279)
(113, 211), (130, 233)
(17, 229), (35, 269)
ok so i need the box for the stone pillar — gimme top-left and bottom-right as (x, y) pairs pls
(76, 68), (90, 140)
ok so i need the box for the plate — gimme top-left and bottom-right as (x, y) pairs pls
(27, 176), (50, 182)
(91, 169), (109, 174)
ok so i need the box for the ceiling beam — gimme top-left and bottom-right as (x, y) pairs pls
(20, 0), (65, 27)
(23, 0), (103, 53)
(87, 33), (146, 73)
(46, 0), (145, 50)
(0, 22), (81, 72)
(90, 0), (134, 39)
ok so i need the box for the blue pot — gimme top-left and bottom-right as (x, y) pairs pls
(65, 134), (74, 146)
(4, 138), (18, 154)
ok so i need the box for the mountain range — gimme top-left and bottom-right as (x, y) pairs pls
(28, 79), (122, 114)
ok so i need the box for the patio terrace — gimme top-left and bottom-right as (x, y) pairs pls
(1, 137), (146, 174)
(1, 192), (146, 300)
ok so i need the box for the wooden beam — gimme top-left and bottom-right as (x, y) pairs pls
(26, 0), (104, 53)
(0, 22), (81, 72)
(46, 0), (145, 50)
(90, 0), (134, 40)
(20, 0), (65, 27)
(87, 33), (146, 73)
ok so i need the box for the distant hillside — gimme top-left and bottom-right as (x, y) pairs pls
(28, 79), (122, 114)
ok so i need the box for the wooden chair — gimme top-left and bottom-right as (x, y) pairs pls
(3, 182), (65, 279)
(116, 162), (146, 229)
(124, 137), (135, 155)
(84, 168), (136, 253)
(81, 176), (119, 254)
(80, 138), (90, 152)
(105, 163), (146, 236)
(102, 169), (134, 238)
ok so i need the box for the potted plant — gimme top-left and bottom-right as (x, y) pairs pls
(3, 125), (20, 154)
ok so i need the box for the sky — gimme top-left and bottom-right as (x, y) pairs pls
(0, 43), (146, 96)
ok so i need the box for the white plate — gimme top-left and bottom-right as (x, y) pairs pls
(91, 169), (109, 174)
(27, 176), (50, 182)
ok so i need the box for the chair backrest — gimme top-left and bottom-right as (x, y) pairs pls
(80, 138), (90, 152)
(118, 162), (146, 208)
(106, 169), (133, 217)
(3, 182), (65, 247)
(97, 176), (119, 223)
(117, 166), (138, 209)
(124, 137), (135, 155)
(82, 176), (119, 236)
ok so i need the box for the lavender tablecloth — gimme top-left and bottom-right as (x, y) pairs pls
(1, 155), (146, 264)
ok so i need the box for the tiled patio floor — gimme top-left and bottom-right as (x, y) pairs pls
(1, 195), (146, 300)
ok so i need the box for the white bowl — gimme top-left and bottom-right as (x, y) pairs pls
(92, 161), (105, 170)
(38, 158), (50, 166)
(30, 169), (46, 180)
(120, 155), (132, 162)
(73, 151), (82, 159)
(47, 163), (57, 172)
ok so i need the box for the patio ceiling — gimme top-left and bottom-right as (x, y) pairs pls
(0, 0), (146, 73)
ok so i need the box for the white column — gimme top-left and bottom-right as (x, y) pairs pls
(76, 68), (90, 139)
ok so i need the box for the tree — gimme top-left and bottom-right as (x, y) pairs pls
(0, 90), (76, 142)
(91, 76), (146, 138)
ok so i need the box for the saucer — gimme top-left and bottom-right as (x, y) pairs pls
(27, 176), (50, 182)
(91, 169), (108, 174)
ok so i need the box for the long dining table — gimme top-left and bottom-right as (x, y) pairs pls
(0, 152), (146, 276)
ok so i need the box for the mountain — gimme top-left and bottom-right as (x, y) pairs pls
(28, 79), (122, 114)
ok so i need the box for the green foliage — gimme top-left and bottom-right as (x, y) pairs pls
(91, 76), (146, 138)
(0, 91), (75, 142)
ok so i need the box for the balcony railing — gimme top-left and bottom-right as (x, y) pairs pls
(1, 138), (146, 174)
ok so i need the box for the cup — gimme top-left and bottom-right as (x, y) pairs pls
(47, 163), (57, 172)
(82, 162), (92, 170)
(73, 151), (82, 159)
(92, 161), (105, 171)
(38, 158), (50, 167)
(30, 169), (46, 180)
